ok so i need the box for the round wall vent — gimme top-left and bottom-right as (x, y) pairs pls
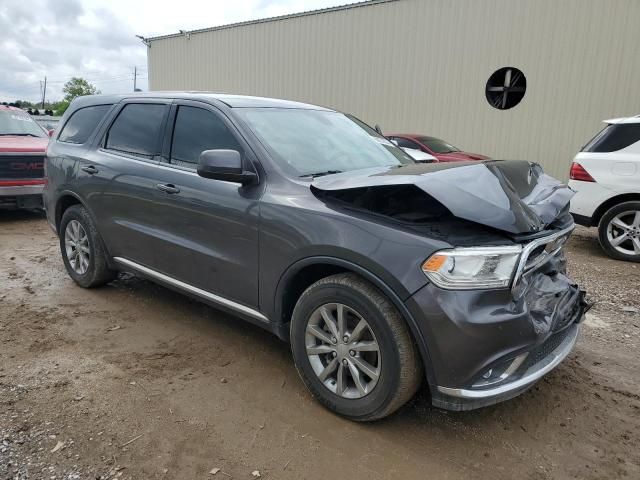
(486, 67), (526, 110)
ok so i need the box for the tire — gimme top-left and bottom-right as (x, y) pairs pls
(290, 273), (422, 421)
(597, 201), (640, 263)
(59, 205), (116, 287)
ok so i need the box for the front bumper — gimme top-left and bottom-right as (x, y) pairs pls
(433, 322), (582, 410)
(0, 184), (44, 209)
(405, 227), (589, 411)
(0, 183), (45, 196)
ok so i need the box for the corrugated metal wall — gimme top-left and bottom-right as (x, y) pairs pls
(147, 0), (640, 180)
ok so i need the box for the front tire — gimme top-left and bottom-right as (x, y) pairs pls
(598, 201), (640, 262)
(59, 205), (116, 287)
(290, 273), (422, 421)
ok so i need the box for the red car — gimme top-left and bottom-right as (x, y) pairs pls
(387, 134), (489, 162)
(0, 106), (49, 209)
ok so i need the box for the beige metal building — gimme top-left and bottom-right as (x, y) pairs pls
(146, 0), (640, 179)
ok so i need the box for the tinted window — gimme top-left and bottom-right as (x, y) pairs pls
(59, 105), (111, 144)
(418, 136), (460, 154)
(105, 104), (168, 156)
(170, 106), (242, 167)
(583, 123), (640, 153)
(393, 137), (421, 150)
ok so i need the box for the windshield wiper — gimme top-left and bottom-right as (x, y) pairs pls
(300, 170), (343, 178)
(0, 133), (39, 137)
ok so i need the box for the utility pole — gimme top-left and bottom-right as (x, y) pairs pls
(41, 76), (47, 110)
(133, 66), (137, 92)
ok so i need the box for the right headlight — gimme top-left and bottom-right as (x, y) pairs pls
(421, 245), (522, 290)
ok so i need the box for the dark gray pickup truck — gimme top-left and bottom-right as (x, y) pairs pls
(43, 93), (588, 421)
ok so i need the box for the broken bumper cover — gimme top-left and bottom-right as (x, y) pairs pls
(405, 236), (589, 411)
(433, 322), (581, 410)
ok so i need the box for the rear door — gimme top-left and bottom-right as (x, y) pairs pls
(136, 100), (261, 309)
(86, 99), (173, 267)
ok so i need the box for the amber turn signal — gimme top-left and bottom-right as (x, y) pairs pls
(422, 254), (447, 272)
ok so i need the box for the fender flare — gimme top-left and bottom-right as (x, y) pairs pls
(274, 256), (436, 386)
(54, 190), (116, 269)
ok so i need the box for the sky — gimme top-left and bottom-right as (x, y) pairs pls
(0, 0), (361, 104)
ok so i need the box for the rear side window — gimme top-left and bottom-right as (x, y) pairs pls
(58, 105), (111, 144)
(583, 123), (640, 152)
(170, 106), (242, 167)
(105, 104), (168, 157)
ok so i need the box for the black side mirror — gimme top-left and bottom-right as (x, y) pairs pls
(197, 149), (257, 185)
(374, 124), (383, 135)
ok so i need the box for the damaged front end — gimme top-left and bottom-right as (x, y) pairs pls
(311, 160), (590, 410)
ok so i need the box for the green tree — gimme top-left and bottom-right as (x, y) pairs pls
(52, 100), (71, 116)
(56, 77), (100, 115)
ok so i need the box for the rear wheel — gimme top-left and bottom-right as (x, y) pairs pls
(598, 201), (640, 262)
(59, 205), (116, 287)
(290, 273), (422, 421)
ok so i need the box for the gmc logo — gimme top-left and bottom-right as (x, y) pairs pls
(10, 162), (44, 171)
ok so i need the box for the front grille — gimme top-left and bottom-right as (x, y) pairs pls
(512, 226), (574, 290)
(0, 155), (45, 180)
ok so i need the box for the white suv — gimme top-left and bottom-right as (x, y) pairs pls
(569, 115), (640, 262)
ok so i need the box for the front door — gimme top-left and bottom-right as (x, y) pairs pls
(139, 101), (261, 310)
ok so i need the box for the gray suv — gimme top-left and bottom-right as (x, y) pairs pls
(44, 93), (588, 421)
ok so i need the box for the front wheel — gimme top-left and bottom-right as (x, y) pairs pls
(290, 273), (422, 421)
(598, 201), (640, 262)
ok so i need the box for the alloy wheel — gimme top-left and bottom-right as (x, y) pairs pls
(64, 220), (91, 275)
(606, 210), (640, 257)
(305, 303), (381, 399)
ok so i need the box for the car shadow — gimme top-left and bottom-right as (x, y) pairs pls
(0, 209), (46, 223)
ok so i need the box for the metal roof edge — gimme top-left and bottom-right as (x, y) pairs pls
(146, 0), (400, 42)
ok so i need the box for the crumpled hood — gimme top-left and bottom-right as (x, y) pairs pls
(311, 160), (574, 234)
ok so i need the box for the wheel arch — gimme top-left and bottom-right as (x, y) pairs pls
(54, 191), (85, 231)
(594, 193), (640, 227)
(54, 191), (116, 269)
(274, 256), (436, 386)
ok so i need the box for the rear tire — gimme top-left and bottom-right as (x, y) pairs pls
(290, 273), (422, 421)
(598, 201), (640, 262)
(59, 205), (116, 287)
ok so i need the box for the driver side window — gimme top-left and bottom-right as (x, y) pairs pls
(170, 106), (242, 168)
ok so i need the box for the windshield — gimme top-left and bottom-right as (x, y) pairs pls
(418, 136), (460, 154)
(236, 108), (414, 177)
(0, 110), (47, 137)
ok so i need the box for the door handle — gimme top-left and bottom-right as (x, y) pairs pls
(156, 183), (181, 194)
(81, 165), (99, 175)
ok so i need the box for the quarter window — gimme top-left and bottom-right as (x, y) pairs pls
(170, 106), (242, 167)
(583, 123), (640, 153)
(58, 105), (111, 144)
(105, 104), (168, 157)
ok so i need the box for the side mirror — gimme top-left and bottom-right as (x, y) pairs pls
(374, 124), (383, 135)
(48, 129), (55, 138)
(197, 149), (257, 185)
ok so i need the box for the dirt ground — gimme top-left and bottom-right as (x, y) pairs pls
(1, 210), (639, 480)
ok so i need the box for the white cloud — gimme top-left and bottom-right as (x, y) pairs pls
(0, 0), (360, 103)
